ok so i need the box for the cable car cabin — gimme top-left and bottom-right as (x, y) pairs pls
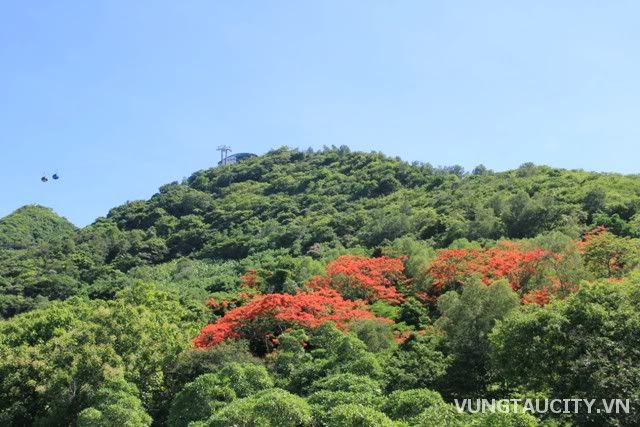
(41, 176), (48, 183)
(52, 174), (59, 180)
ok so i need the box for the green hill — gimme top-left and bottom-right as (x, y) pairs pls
(1, 146), (640, 318)
(1, 146), (640, 426)
(0, 205), (76, 250)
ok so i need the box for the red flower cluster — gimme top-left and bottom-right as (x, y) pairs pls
(207, 298), (231, 310)
(194, 288), (380, 349)
(521, 288), (551, 305)
(240, 269), (259, 288)
(428, 242), (552, 292)
(307, 255), (406, 303)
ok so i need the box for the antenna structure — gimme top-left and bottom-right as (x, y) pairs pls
(217, 145), (232, 163)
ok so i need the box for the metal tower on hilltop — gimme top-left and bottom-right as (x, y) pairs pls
(217, 145), (232, 163)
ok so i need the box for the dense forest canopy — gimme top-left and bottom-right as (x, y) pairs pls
(1, 146), (640, 426)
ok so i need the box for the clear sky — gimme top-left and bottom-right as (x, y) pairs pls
(2, 1), (639, 226)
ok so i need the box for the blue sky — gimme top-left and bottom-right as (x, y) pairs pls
(2, 1), (639, 226)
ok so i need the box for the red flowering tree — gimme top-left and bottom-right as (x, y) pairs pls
(428, 242), (554, 296)
(194, 288), (382, 354)
(307, 255), (407, 303)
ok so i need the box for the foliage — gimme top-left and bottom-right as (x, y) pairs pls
(383, 333), (450, 392)
(193, 289), (382, 354)
(397, 296), (431, 328)
(164, 340), (260, 392)
(350, 319), (396, 352)
(168, 375), (234, 426)
(490, 280), (640, 426)
(167, 367), (274, 427)
(307, 373), (385, 424)
(382, 388), (446, 421)
(428, 242), (554, 295)
(271, 323), (385, 395)
(307, 255), (407, 303)
(0, 284), (192, 425)
(203, 388), (313, 427)
(77, 376), (152, 427)
(581, 227), (640, 278)
(3, 147), (640, 425)
(408, 404), (471, 426)
(325, 404), (395, 427)
(3, 148), (640, 318)
(436, 278), (520, 396)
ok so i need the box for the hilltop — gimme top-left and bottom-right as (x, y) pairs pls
(0, 205), (76, 250)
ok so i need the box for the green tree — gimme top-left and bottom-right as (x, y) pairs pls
(164, 340), (260, 396)
(325, 404), (395, 427)
(77, 376), (152, 427)
(382, 388), (446, 421)
(397, 297), (430, 328)
(490, 280), (640, 426)
(351, 319), (396, 353)
(0, 284), (192, 425)
(583, 188), (607, 219)
(269, 324), (384, 395)
(307, 373), (385, 425)
(204, 388), (312, 427)
(384, 333), (449, 392)
(167, 374), (235, 427)
(583, 229), (640, 278)
(435, 278), (519, 396)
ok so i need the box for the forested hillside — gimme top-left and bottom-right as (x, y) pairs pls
(2, 146), (640, 426)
